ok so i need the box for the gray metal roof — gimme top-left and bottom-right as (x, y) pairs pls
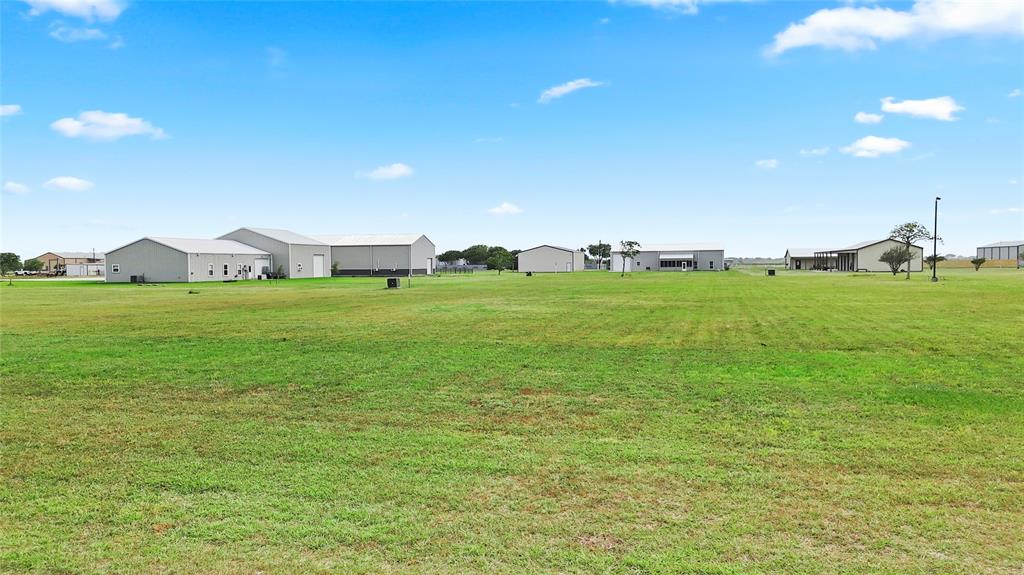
(785, 248), (820, 258)
(310, 233), (431, 246)
(520, 244), (578, 253)
(135, 237), (270, 255)
(225, 227), (326, 245)
(832, 238), (923, 252)
(977, 240), (1024, 248)
(612, 242), (724, 253)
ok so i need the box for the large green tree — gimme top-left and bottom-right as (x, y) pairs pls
(462, 245), (490, 265)
(438, 250), (464, 264)
(485, 248), (513, 274)
(588, 242), (611, 270)
(22, 258), (44, 272)
(0, 253), (21, 275)
(890, 222), (936, 279)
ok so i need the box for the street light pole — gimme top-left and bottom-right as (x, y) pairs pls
(932, 196), (941, 282)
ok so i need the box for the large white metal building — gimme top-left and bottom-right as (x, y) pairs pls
(105, 238), (271, 283)
(310, 234), (436, 275)
(218, 227), (330, 279)
(976, 240), (1023, 262)
(813, 239), (924, 272)
(517, 245), (585, 273)
(611, 243), (725, 272)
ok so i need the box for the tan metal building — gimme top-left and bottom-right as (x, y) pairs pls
(32, 251), (104, 274)
(517, 245), (585, 273)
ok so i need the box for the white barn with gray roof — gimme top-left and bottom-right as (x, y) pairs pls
(611, 243), (725, 272)
(218, 227), (330, 279)
(517, 245), (584, 273)
(105, 237), (271, 283)
(311, 234), (436, 275)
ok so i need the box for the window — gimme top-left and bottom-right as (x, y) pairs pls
(208, 263), (214, 276)
(111, 264), (120, 274)
(237, 263), (243, 275)
(709, 260), (715, 269)
(223, 264), (229, 276)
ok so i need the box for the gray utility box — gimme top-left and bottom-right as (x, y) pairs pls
(387, 277), (401, 289)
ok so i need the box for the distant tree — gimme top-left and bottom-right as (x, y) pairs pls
(462, 245), (489, 265)
(22, 258), (43, 272)
(924, 254), (946, 270)
(890, 222), (936, 279)
(879, 246), (912, 276)
(970, 257), (986, 271)
(438, 250), (464, 264)
(588, 242), (611, 270)
(618, 240), (641, 277)
(0, 253), (21, 275)
(486, 248), (514, 274)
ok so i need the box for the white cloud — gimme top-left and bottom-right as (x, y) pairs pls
(538, 78), (604, 104)
(487, 201), (523, 216)
(44, 176), (94, 191)
(768, 0), (1024, 55)
(51, 110), (168, 141)
(599, 17), (611, 24)
(854, 111), (883, 124)
(1009, 178), (1019, 185)
(841, 136), (911, 158)
(49, 22), (107, 42)
(755, 159), (779, 169)
(799, 146), (830, 156)
(1008, 88), (1021, 98)
(266, 46), (286, 67)
(3, 181), (31, 195)
(0, 104), (22, 117)
(108, 35), (123, 49)
(988, 207), (1022, 215)
(363, 163), (414, 181)
(616, 0), (747, 15)
(881, 96), (963, 121)
(24, 0), (124, 21)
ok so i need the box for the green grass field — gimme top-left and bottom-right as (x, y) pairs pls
(2, 268), (1022, 574)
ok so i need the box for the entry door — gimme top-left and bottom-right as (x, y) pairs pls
(313, 254), (325, 277)
(254, 258), (270, 277)
(565, 262), (571, 272)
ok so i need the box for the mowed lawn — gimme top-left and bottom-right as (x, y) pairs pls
(1, 269), (1022, 574)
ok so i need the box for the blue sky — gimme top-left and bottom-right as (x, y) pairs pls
(2, 0), (1022, 257)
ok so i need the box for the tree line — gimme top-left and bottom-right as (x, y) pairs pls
(0, 253), (43, 275)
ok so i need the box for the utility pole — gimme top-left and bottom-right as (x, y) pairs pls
(932, 196), (941, 282)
